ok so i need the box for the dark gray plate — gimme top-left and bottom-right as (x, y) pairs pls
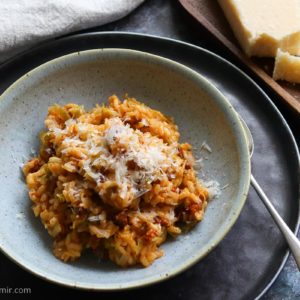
(0, 32), (299, 300)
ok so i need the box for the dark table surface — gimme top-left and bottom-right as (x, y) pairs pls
(1, 0), (299, 299)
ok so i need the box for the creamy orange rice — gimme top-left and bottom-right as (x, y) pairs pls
(23, 95), (209, 267)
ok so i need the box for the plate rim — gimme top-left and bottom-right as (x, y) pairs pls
(0, 31), (299, 299)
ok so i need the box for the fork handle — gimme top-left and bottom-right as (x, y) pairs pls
(251, 174), (300, 271)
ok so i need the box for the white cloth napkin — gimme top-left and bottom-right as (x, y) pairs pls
(0, 0), (145, 63)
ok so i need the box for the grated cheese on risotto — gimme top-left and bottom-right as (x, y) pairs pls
(22, 95), (210, 268)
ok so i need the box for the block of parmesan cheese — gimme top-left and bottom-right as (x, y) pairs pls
(273, 49), (300, 84)
(218, 0), (300, 57)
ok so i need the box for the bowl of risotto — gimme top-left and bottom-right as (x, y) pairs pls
(0, 48), (250, 290)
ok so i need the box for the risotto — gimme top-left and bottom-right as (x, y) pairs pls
(23, 95), (209, 267)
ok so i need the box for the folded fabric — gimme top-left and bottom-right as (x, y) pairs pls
(0, 0), (145, 63)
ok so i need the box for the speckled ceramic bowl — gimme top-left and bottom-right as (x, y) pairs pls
(0, 49), (250, 290)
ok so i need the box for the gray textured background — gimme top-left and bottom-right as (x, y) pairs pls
(0, 0), (299, 299)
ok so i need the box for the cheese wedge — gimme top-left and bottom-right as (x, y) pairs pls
(218, 0), (300, 57)
(273, 49), (300, 84)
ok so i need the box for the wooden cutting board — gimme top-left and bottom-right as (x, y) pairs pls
(179, 0), (300, 114)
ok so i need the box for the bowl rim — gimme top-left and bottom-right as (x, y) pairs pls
(0, 48), (251, 290)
